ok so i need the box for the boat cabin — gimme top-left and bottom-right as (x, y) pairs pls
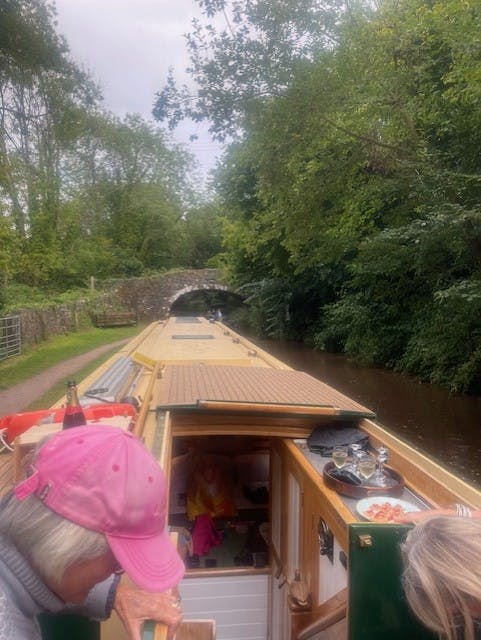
(4, 316), (481, 640)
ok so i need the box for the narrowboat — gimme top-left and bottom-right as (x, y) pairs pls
(5, 316), (481, 640)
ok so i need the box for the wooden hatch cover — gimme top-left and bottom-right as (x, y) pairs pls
(156, 365), (375, 419)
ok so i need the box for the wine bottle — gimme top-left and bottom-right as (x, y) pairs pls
(62, 380), (87, 429)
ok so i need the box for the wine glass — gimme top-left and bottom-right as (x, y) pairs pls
(358, 454), (377, 483)
(332, 446), (348, 469)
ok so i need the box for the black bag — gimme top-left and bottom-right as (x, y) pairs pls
(307, 422), (369, 456)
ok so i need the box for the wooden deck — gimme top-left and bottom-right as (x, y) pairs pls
(0, 452), (13, 496)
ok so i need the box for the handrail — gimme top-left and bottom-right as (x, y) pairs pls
(196, 400), (340, 416)
(134, 360), (161, 439)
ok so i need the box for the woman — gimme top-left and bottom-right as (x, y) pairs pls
(401, 507), (481, 640)
(0, 424), (185, 640)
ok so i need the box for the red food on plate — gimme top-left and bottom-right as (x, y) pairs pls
(364, 501), (408, 522)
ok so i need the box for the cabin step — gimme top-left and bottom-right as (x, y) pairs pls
(295, 588), (347, 640)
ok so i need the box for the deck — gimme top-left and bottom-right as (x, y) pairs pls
(0, 452), (13, 496)
(134, 317), (283, 367)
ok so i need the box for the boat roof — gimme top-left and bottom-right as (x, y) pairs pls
(156, 364), (376, 418)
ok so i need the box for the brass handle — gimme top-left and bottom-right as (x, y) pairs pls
(358, 534), (373, 548)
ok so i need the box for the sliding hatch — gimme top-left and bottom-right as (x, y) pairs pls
(156, 364), (376, 420)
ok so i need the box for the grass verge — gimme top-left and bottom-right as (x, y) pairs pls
(0, 325), (143, 391)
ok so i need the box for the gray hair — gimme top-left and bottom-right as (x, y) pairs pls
(402, 516), (481, 640)
(0, 493), (109, 584)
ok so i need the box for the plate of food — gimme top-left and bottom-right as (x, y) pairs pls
(356, 496), (421, 522)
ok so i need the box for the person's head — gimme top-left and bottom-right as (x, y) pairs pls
(0, 493), (114, 602)
(402, 516), (481, 640)
(0, 424), (184, 602)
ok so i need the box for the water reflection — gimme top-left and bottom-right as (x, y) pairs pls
(251, 337), (481, 487)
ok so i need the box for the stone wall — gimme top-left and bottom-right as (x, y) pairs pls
(14, 300), (91, 347)
(96, 268), (229, 321)
(6, 269), (232, 349)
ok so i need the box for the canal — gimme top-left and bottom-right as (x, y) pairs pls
(250, 336), (481, 488)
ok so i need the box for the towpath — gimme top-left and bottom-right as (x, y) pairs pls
(0, 339), (129, 415)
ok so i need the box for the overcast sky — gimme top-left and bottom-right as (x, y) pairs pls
(54, 0), (222, 184)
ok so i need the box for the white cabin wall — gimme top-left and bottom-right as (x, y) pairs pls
(318, 538), (347, 604)
(179, 573), (269, 640)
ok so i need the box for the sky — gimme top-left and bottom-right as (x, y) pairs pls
(53, 0), (222, 185)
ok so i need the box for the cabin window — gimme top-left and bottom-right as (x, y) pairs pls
(169, 435), (270, 571)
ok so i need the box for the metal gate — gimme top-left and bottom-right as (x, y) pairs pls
(0, 315), (21, 361)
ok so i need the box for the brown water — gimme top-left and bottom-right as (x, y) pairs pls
(251, 337), (481, 488)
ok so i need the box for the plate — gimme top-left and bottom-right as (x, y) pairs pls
(356, 496), (421, 522)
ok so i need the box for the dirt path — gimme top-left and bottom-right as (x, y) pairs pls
(0, 339), (129, 416)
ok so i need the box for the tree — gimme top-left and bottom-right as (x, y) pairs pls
(208, 0), (481, 381)
(181, 202), (224, 268)
(0, 0), (66, 74)
(0, 0), (203, 290)
(58, 113), (197, 279)
(153, 0), (357, 140)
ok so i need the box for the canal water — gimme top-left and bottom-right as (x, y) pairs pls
(250, 336), (481, 488)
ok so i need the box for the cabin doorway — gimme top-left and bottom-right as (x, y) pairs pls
(169, 434), (271, 639)
(169, 434), (270, 572)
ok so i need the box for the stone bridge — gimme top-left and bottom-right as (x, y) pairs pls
(102, 268), (241, 321)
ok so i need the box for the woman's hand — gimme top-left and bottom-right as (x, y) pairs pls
(113, 580), (182, 640)
(393, 508), (466, 524)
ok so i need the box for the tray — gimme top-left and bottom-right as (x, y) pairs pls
(323, 461), (404, 499)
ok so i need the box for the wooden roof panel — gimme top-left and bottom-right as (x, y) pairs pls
(157, 365), (375, 418)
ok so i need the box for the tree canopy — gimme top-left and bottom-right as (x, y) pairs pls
(3, 0), (481, 394)
(0, 0), (222, 300)
(156, 0), (481, 393)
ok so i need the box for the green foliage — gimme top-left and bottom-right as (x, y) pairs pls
(1, 283), (99, 314)
(0, 0), (67, 74)
(400, 280), (481, 394)
(0, 1), (221, 294)
(181, 203), (224, 268)
(153, 0), (353, 139)
(238, 265), (342, 340)
(316, 205), (481, 381)
(203, 0), (481, 393)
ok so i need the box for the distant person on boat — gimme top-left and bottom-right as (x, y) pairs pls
(401, 510), (481, 640)
(0, 424), (184, 640)
(214, 308), (223, 322)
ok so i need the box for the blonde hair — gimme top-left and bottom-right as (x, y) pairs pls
(402, 516), (481, 640)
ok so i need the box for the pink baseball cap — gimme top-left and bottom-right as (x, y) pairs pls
(14, 424), (185, 591)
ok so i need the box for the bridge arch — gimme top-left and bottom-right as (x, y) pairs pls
(167, 282), (230, 310)
(104, 269), (243, 321)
